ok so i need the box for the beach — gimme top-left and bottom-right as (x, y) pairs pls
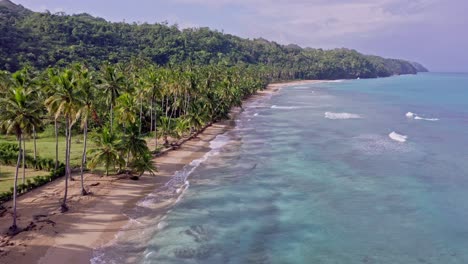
(0, 80), (323, 264)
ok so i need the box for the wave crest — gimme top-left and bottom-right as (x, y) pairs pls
(325, 112), (361, 120)
(406, 112), (439, 121)
(389, 132), (407, 143)
(414, 116), (439, 121)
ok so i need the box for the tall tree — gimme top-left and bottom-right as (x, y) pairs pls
(0, 87), (41, 232)
(10, 68), (39, 182)
(45, 68), (82, 212)
(100, 64), (124, 132)
(75, 64), (95, 196)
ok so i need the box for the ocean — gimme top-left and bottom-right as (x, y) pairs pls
(93, 73), (468, 263)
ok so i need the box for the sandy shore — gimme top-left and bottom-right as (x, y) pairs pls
(0, 80), (323, 264)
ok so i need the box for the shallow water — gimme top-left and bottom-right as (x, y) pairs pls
(94, 73), (468, 264)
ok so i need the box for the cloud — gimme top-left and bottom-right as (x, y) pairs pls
(173, 0), (439, 46)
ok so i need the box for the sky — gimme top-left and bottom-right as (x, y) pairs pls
(12, 0), (468, 72)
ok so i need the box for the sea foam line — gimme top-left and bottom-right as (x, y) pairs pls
(271, 105), (300, 109)
(91, 133), (231, 264)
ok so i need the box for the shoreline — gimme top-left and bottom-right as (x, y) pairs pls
(0, 79), (324, 264)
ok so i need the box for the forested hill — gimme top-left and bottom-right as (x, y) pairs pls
(0, 0), (428, 79)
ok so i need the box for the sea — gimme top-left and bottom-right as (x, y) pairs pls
(92, 72), (468, 264)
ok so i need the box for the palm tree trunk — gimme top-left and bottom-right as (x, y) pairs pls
(154, 111), (158, 151)
(126, 151), (130, 168)
(68, 123), (73, 181)
(33, 126), (37, 170)
(10, 135), (22, 232)
(106, 156), (109, 177)
(80, 121), (88, 195)
(55, 118), (59, 170)
(139, 97), (143, 135)
(110, 103), (114, 132)
(61, 118), (70, 212)
(150, 100), (153, 132)
(22, 135), (25, 184)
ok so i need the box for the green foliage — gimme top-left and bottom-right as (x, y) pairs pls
(88, 127), (124, 176)
(0, 3), (427, 77)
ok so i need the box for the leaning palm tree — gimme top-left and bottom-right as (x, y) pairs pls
(88, 127), (124, 176)
(0, 86), (41, 232)
(45, 69), (82, 212)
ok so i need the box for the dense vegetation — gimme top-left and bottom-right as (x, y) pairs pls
(0, 60), (268, 232)
(0, 0), (427, 78)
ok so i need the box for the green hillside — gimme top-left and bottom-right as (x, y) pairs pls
(0, 0), (427, 79)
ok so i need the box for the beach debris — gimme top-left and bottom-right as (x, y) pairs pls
(33, 214), (48, 221)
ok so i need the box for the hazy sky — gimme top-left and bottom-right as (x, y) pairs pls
(13, 0), (468, 72)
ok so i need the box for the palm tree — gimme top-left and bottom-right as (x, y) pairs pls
(128, 152), (157, 180)
(158, 116), (177, 146)
(115, 92), (137, 128)
(44, 68), (61, 170)
(119, 124), (149, 168)
(100, 64), (124, 132)
(75, 65), (95, 196)
(143, 67), (163, 151)
(10, 69), (40, 182)
(88, 127), (124, 176)
(45, 69), (82, 212)
(0, 86), (41, 232)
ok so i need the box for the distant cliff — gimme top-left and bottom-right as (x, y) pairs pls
(0, 0), (428, 79)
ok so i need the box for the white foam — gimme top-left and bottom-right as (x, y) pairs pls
(406, 111), (439, 121)
(157, 221), (168, 230)
(327, 80), (344, 83)
(324, 112), (361, 120)
(415, 116), (439, 121)
(271, 105), (300, 109)
(91, 133), (232, 264)
(389, 132), (407, 143)
(253, 113), (259, 116)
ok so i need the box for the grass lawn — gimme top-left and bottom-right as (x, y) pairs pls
(0, 132), (97, 193)
(0, 166), (49, 193)
(0, 133), (96, 167)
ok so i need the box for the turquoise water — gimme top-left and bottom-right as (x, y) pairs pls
(94, 73), (468, 263)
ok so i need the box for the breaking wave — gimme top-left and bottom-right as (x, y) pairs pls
(325, 112), (361, 120)
(406, 112), (439, 121)
(389, 132), (408, 143)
